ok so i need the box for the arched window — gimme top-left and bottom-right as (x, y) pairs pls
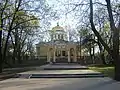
(70, 48), (74, 56)
(62, 51), (66, 56)
(58, 34), (60, 39)
(61, 34), (63, 40)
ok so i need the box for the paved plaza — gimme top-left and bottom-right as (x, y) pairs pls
(39, 63), (88, 70)
(0, 78), (120, 90)
(19, 70), (100, 75)
(0, 64), (120, 90)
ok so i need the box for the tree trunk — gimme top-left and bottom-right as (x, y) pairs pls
(113, 28), (120, 80)
(92, 47), (95, 64)
(12, 28), (19, 64)
(17, 48), (22, 64)
(105, 0), (120, 81)
(0, 18), (3, 72)
(97, 38), (106, 64)
(18, 57), (22, 64)
(12, 51), (16, 64)
(89, 43), (92, 62)
(0, 11), (3, 73)
(101, 53), (106, 64)
(0, 60), (2, 73)
(0, 31), (2, 73)
(92, 35), (95, 64)
(79, 36), (82, 59)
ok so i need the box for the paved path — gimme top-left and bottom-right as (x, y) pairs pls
(16, 64), (103, 78)
(39, 64), (88, 70)
(0, 78), (120, 90)
(17, 69), (103, 78)
(19, 70), (100, 74)
(0, 63), (120, 90)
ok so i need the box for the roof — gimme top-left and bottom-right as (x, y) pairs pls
(52, 23), (64, 31)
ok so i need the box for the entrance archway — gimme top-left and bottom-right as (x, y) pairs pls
(55, 50), (67, 63)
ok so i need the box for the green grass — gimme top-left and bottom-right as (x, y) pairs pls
(89, 65), (114, 78)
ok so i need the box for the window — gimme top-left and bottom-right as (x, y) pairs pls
(70, 48), (74, 56)
(58, 50), (61, 56)
(58, 34), (60, 39)
(62, 51), (66, 56)
(61, 34), (63, 40)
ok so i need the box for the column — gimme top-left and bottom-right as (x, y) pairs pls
(61, 50), (62, 57)
(74, 48), (77, 62)
(47, 49), (50, 63)
(68, 49), (70, 62)
(53, 48), (56, 62)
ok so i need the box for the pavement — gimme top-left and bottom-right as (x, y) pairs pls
(0, 78), (120, 90)
(0, 63), (120, 90)
(14, 64), (103, 78)
(40, 63), (88, 70)
(0, 66), (35, 81)
(15, 69), (104, 78)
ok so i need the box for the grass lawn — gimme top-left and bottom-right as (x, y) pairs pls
(89, 65), (114, 78)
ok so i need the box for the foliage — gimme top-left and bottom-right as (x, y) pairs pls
(0, 0), (57, 72)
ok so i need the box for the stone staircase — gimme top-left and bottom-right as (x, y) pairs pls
(13, 63), (104, 79)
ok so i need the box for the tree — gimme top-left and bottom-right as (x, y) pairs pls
(0, 0), (57, 72)
(77, 27), (90, 59)
(89, 0), (120, 81)
(9, 12), (39, 64)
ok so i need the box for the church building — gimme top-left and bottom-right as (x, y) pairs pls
(36, 23), (83, 63)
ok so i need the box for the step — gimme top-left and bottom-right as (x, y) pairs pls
(0, 73), (15, 81)
(14, 73), (104, 78)
(43, 67), (88, 70)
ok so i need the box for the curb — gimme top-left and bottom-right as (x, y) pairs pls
(43, 67), (89, 70)
(0, 68), (33, 81)
(14, 73), (104, 78)
(0, 73), (15, 81)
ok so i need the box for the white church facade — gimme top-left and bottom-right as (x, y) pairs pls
(36, 24), (84, 63)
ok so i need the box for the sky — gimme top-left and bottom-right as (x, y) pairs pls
(46, 0), (107, 30)
(46, 0), (80, 29)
